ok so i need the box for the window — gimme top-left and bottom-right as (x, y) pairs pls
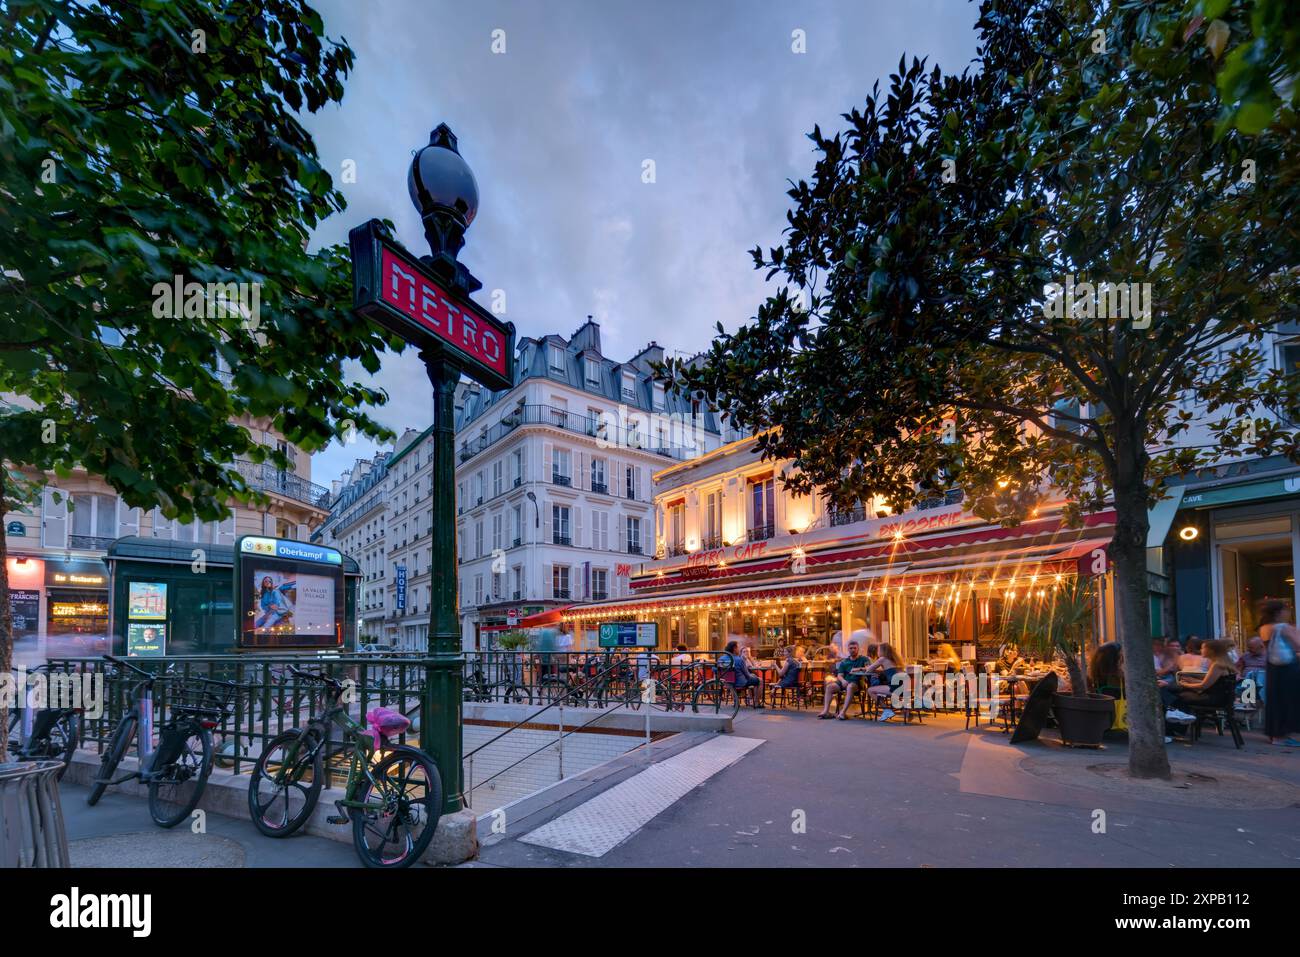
(513, 565), (524, 599)
(625, 465), (638, 500)
(475, 521), (484, 558)
(652, 382), (666, 412)
(72, 493), (117, 540)
(626, 516), (642, 554)
(552, 505), (571, 545)
(492, 513), (503, 551)
(474, 575), (483, 605)
(492, 460), (503, 497)
(749, 477), (775, 540)
(621, 372), (636, 401)
(512, 448), (524, 485)
(585, 357), (601, 386)
(549, 346), (567, 375)
(668, 502), (686, 553)
(705, 491), (721, 547)
(553, 564), (570, 599)
(552, 448), (571, 485)
(591, 457), (607, 492)
(512, 505), (524, 546)
(591, 510), (609, 550)
(591, 568), (608, 601)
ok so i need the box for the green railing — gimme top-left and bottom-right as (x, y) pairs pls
(47, 655), (435, 789)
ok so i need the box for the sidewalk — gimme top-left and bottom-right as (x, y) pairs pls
(57, 781), (360, 868)
(473, 707), (1300, 867)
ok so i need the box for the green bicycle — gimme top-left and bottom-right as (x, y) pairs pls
(246, 665), (442, 868)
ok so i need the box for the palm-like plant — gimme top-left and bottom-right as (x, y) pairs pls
(999, 577), (1097, 695)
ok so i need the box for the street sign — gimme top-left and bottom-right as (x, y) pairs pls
(348, 218), (515, 391)
(395, 564), (407, 610)
(598, 621), (658, 648)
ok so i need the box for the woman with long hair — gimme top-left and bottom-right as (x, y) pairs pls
(1257, 600), (1300, 746)
(862, 643), (905, 721)
(1087, 641), (1123, 697)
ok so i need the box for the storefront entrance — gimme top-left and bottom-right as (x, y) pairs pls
(1215, 513), (1296, 642)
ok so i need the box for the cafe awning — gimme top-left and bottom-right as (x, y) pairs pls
(518, 606), (571, 627)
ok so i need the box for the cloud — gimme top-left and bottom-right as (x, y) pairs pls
(304, 0), (978, 484)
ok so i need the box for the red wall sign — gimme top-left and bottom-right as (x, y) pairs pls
(379, 246), (508, 379)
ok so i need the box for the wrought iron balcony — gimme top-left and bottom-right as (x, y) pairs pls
(457, 403), (704, 466)
(829, 506), (866, 527)
(747, 524), (775, 542)
(232, 459), (330, 509)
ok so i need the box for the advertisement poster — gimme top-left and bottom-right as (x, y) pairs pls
(127, 623), (166, 657)
(128, 581), (167, 620)
(9, 589), (40, 639)
(250, 569), (335, 637)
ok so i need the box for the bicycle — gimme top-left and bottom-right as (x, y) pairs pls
(6, 662), (82, 778)
(463, 667), (532, 705)
(691, 661), (741, 718)
(86, 656), (239, 828)
(246, 665), (442, 868)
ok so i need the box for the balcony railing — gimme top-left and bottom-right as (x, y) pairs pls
(591, 481), (608, 495)
(553, 534), (572, 546)
(69, 534), (116, 551)
(701, 534), (723, 550)
(552, 474), (572, 488)
(916, 488), (965, 511)
(553, 588), (571, 600)
(626, 543), (643, 555)
(667, 542), (687, 557)
(457, 403), (703, 466)
(830, 506), (866, 527)
(747, 524), (775, 542)
(233, 459), (330, 509)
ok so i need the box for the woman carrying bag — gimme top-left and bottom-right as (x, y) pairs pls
(1257, 600), (1300, 746)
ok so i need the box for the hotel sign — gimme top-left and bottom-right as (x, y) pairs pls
(348, 219), (515, 392)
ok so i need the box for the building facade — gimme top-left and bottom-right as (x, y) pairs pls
(311, 449), (391, 645)
(3, 415), (330, 654)
(562, 433), (1118, 662)
(453, 320), (734, 650)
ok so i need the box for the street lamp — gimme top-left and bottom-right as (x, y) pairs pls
(349, 123), (514, 818)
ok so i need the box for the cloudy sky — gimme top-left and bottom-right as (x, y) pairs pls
(305, 0), (979, 486)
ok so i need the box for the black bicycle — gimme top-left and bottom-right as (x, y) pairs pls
(86, 655), (238, 828)
(246, 665), (441, 868)
(5, 662), (81, 778)
(463, 666), (531, 704)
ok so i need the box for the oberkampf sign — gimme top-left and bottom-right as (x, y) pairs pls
(348, 219), (514, 391)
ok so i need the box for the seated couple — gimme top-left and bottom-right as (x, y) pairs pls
(817, 637), (904, 722)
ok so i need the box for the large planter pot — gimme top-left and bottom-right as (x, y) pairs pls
(1052, 693), (1115, 748)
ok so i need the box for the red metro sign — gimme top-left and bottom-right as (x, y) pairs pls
(349, 219), (515, 391)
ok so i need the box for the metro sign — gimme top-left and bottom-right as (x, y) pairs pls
(348, 219), (515, 390)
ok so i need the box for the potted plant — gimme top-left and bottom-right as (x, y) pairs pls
(1000, 576), (1114, 746)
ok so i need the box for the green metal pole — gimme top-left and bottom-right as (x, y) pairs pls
(421, 350), (465, 814)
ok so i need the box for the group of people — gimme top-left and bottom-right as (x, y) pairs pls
(1086, 598), (1300, 745)
(814, 631), (906, 722)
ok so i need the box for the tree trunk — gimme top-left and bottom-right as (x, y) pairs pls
(0, 469), (12, 763)
(1110, 451), (1171, 780)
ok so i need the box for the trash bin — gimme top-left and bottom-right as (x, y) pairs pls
(0, 760), (70, 867)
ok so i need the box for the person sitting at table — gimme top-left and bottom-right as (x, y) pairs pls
(1178, 636), (1207, 671)
(1168, 639), (1234, 710)
(862, 643), (906, 721)
(935, 642), (961, 672)
(773, 645), (802, 697)
(720, 640), (764, 709)
(1237, 635), (1268, 706)
(1087, 641), (1123, 698)
(670, 644), (692, 665)
(818, 638), (870, 720)
(996, 643), (1024, 673)
(793, 644), (809, 662)
(1154, 637), (1179, 690)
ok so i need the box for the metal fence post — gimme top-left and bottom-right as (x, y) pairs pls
(557, 704), (564, 781)
(0, 761), (70, 868)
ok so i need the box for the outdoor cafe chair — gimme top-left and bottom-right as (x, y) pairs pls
(1183, 674), (1245, 749)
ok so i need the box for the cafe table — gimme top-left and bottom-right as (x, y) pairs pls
(989, 671), (1051, 730)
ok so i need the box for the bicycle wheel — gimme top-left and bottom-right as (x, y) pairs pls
(351, 745), (442, 869)
(692, 680), (740, 718)
(27, 712), (81, 779)
(148, 724), (213, 828)
(503, 683), (532, 705)
(248, 729), (324, 837)
(87, 712), (136, 806)
(539, 677), (569, 704)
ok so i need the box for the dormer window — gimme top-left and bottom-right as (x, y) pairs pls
(584, 356), (601, 387)
(652, 382), (666, 412)
(548, 346), (566, 376)
(621, 372), (636, 402)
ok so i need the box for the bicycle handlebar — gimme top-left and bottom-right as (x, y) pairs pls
(287, 664), (343, 690)
(103, 654), (151, 680)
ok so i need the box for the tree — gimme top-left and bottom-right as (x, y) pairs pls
(665, 0), (1300, 778)
(0, 0), (399, 758)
